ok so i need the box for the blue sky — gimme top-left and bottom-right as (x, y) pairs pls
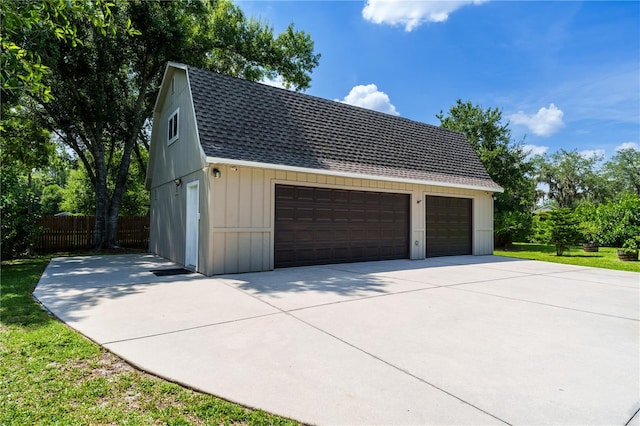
(239, 0), (639, 160)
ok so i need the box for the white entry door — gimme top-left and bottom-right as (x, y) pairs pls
(185, 180), (199, 271)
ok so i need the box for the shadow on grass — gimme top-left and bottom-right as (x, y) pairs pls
(1, 250), (150, 328)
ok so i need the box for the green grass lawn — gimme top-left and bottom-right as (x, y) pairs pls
(494, 243), (640, 273)
(1, 256), (298, 425)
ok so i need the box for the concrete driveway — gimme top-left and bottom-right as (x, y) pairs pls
(34, 254), (639, 425)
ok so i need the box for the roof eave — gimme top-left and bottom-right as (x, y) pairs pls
(205, 156), (504, 193)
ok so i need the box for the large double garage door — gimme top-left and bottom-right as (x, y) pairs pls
(275, 185), (410, 268)
(274, 185), (472, 268)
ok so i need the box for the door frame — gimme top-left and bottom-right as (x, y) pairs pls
(185, 180), (199, 271)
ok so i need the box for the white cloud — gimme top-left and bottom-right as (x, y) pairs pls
(337, 84), (400, 116)
(509, 103), (565, 137)
(522, 144), (549, 157)
(615, 142), (639, 151)
(580, 149), (605, 159)
(259, 75), (286, 89)
(362, 0), (486, 31)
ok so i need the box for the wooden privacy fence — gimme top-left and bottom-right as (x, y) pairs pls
(36, 216), (150, 252)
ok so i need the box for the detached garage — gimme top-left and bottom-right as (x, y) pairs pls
(145, 63), (502, 275)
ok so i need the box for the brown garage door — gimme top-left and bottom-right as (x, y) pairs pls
(275, 185), (410, 268)
(426, 196), (472, 257)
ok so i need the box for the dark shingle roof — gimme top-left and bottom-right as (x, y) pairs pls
(186, 65), (501, 191)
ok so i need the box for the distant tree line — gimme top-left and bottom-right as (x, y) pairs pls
(438, 100), (639, 253)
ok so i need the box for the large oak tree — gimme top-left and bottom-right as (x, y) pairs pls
(14, 0), (320, 248)
(533, 149), (608, 208)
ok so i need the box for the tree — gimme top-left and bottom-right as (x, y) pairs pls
(544, 208), (581, 256)
(437, 100), (537, 247)
(533, 149), (608, 208)
(1, 0), (135, 107)
(604, 148), (640, 197)
(22, 0), (320, 248)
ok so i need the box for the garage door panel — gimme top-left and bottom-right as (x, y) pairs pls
(275, 230), (295, 243)
(296, 207), (314, 221)
(426, 196), (472, 257)
(275, 185), (410, 267)
(275, 206), (295, 221)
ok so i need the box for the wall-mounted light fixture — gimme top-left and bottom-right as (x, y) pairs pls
(417, 199), (422, 204)
(212, 168), (221, 178)
(174, 178), (182, 187)
(230, 166), (238, 172)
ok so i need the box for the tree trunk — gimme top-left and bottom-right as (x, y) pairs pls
(105, 143), (136, 247)
(27, 171), (33, 216)
(93, 144), (109, 249)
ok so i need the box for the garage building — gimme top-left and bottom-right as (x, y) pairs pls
(145, 63), (502, 275)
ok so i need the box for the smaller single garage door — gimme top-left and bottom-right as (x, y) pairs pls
(426, 196), (472, 257)
(275, 185), (410, 268)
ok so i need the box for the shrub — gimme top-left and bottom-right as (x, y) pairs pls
(0, 170), (42, 259)
(621, 236), (640, 254)
(495, 210), (532, 248)
(594, 193), (640, 247)
(574, 202), (598, 243)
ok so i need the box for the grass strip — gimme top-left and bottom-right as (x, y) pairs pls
(494, 243), (640, 273)
(1, 256), (299, 425)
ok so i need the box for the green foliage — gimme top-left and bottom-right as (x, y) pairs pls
(60, 168), (95, 214)
(1, 0), (137, 106)
(0, 167), (42, 259)
(604, 149), (640, 197)
(204, 0), (320, 90)
(120, 150), (150, 216)
(40, 184), (64, 215)
(495, 210), (532, 246)
(59, 153), (149, 216)
(0, 103), (53, 172)
(533, 149), (609, 208)
(573, 202), (599, 243)
(591, 193), (640, 247)
(437, 100), (536, 246)
(531, 211), (551, 244)
(544, 208), (581, 256)
(564, 194), (640, 249)
(622, 236), (640, 254)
